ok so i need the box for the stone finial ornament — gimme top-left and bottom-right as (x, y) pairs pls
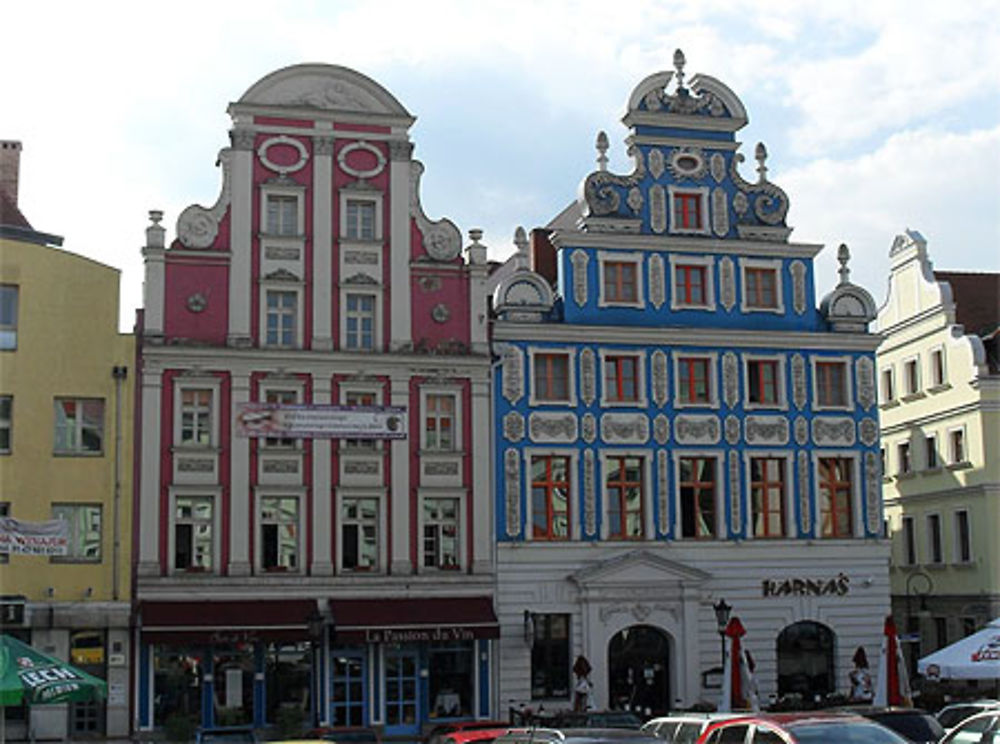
(513, 226), (529, 270)
(755, 142), (768, 184)
(673, 49), (686, 88)
(820, 241), (877, 332)
(837, 243), (852, 285)
(596, 131), (609, 172)
(147, 209), (165, 249)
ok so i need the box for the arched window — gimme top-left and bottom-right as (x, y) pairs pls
(607, 625), (671, 716)
(776, 621), (835, 699)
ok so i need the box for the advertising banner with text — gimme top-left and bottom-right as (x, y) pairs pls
(235, 403), (407, 439)
(0, 517), (69, 555)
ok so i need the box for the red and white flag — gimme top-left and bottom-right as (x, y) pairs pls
(719, 616), (760, 712)
(874, 615), (912, 707)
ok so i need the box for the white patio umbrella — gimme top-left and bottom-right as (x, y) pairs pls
(918, 618), (1000, 680)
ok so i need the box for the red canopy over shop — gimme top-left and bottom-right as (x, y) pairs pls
(140, 599), (318, 644)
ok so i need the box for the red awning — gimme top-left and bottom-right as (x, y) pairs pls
(330, 596), (499, 643)
(140, 599), (318, 644)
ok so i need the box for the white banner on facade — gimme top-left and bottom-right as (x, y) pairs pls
(0, 517), (70, 555)
(235, 403), (407, 439)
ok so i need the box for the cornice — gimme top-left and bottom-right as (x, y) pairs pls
(228, 102), (415, 131)
(549, 230), (822, 259)
(879, 399), (986, 434)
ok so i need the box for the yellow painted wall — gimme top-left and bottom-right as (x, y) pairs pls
(0, 234), (134, 603)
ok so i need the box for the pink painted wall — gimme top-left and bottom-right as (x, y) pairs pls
(163, 259), (229, 343)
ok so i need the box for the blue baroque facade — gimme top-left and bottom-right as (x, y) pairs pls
(491, 52), (888, 714)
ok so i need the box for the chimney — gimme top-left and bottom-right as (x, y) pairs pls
(530, 228), (558, 286)
(0, 140), (22, 206)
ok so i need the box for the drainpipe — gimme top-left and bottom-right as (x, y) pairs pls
(112, 365), (128, 601)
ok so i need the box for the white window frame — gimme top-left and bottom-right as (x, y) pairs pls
(173, 378), (220, 449)
(50, 503), (102, 563)
(53, 397), (105, 456)
(340, 289), (381, 352)
(339, 189), (384, 242)
(953, 509), (972, 564)
(261, 185), (305, 237)
(417, 490), (465, 571)
(926, 512), (944, 565)
(672, 450), (724, 540)
(739, 257), (784, 314)
(666, 185), (710, 236)
(169, 488), (220, 575)
(742, 352), (788, 411)
(256, 490), (304, 574)
(743, 451), (793, 539)
(902, 355), (922, 398)
(810, 355), (853, 411)
(527, 346), (577, 407)
(901, 515), (917, 566)
(598, 348), (647, 407)
(880, 366), (896, 405)
(669, 255), (716, 311)
(947, 425), (968, 466)
(811, 451), (862, 539)
(597, 250), (645, 308)
(336, 489), (385, 573)
(923, 432), (939, 471)
(340, 384), (383, 452)
(260, 285), (303, 349)
(928, 346), (948, 389)
(0, 394), (11, 454)
(600, 449), (653, 541)
(258, 382), (303, 450)
(672, 350), (719, 409)
(420, 387), (462, 452)
(523, 448), (580, 542)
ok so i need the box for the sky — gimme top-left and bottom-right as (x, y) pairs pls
(4, 0), (999, 331)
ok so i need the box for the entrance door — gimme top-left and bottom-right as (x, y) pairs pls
(384, 646), (420, 736)
(607, 625), (671, 717)
(330, 651), (366, 726)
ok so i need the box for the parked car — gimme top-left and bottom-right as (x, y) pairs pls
(549, 711), (643, 729)
(695, 712), (910, 744)
(939, 709), (1000, 744)
(306, 726), (381, 744)
(440, 728), (513, 744)
(425, 720), (512, 744)
(937, 701), (1000, 734)
(495, 728), (661, 744)
(196, 726), (259, 743)
(835, 706), (944, 743)
(642, 713), (733, 744)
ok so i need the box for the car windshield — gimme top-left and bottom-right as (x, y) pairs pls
(869, 714), (944, 741)
(789, 722), (908, 744)
(939, 708), (986, 729)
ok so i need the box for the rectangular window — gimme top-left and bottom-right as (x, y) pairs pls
(747, 360), (780, 406)
(902, 516), (916, 565)
(424, 394), (456, 451)
(531, 455), (570, 540)
(678, 357), (711, 405)
(180, 389), (213, 446)
(675, 264), (707, 306)
(174, 496), (213, 571)
(54, 398), (104, 454)
(266, 195), (298, 236)
(342, 497), (378, 571)
(949, 428), (966, 464)
(745, 268), (778, 309)
(679, 456), (716, 539)
(263, 390), (297, 448)
(606, 456), (643, 539)
(345, 293), (375, 350)
(924, 434), (938, 470)
(897, 442), (912, 475)
(345, 200), (376, 240)
(904, 358), (920, 395)
(818, 457), (853, 538)
(51, 504), (102, 562)
(927, 514), (943, 564)
(930, 349), (946, 387)
(533, 353), (570, 402)
(261, 496), (298, 572)
(604, 355), (639, 403)
(881, 369), (895, 403)
(880, 447), (887, 477)
(0, 285), (17, 350)
(816, 362), (848, 408)
(422, 497), (459, 569)
(673, 193), (702, 230)
(530, 614), (570, 700)
(750, 457), (785, 538)
(265, 290), (297, 348)
(344, 391), (376, 450)
(603, 261), (638, 303)
(0, 395), (11, 453)
(954, 510), (971, 563)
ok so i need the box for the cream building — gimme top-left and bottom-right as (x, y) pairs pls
(876, 229), (1000, 676)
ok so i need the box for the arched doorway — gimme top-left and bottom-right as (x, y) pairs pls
(776, 621), (836, 700)
(607, 625), (670, 717)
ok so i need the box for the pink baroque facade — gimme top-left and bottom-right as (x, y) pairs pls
(134, 65), (495, 735)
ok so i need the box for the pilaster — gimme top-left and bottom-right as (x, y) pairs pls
(388, 141), (412, 350)
(311, 375), (334, 576)
(228, 372), (252, 576)
(312, 134), (335, 351)
(389, 373), (412, 574)
(227, 129), (254, 347)
(137, 364), (163, 577)
(470, 376), (493, 574)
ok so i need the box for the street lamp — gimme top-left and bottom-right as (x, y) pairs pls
(713, 598), (732, 668)
(904, 570), (932, 676)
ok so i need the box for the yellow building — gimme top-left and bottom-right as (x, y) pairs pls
(876, 229), (1000, 683)
(0, 140), (134, 739)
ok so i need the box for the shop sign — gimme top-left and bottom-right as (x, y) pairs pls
(762, 573), (850, 597)
(236, 403), (407, 439)
(365, 627), (476, 643)
(0, 517), (69, 556)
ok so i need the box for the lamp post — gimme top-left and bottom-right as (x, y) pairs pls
(713, 598), (732, 668)
(904, 570), (932, 677)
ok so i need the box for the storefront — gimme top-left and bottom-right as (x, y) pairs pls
(326, 597), (499, 737)
(136, 599), (318, 732)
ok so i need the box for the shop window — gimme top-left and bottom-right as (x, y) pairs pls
(606, 455), (644, 540)
(814, 360), (849, 409)
(54, 398), (104, 454)
(924, 434), (939, 470)
(260, 496), (299, 572)
(927, 513), (943, 565)
(153, 647), (203, 728)
(0, 395), (11, 453)
(264, 290), (298, 348)
(265, 643), (310, 726)
(213, 646), (254, 724)
(603, 354), (641, 404)
(51, 503), (102, 562)
(428, 642), (473, 719)
(750, 457), (785, 538)
(676, 356), (713, 406)
(174, 496), (214, 572)
(422, 497), (459, 570)
(341, 497), (378, 571)
(901, 516), (916, 566)
(344, 293), (376, 351)
(531, 455), (570, 540)
(330, 653), (365, 726)
(0, 285), (18, 350)
(265, 194), (299, 236)
(776, 621), (835, 699)
(954, 509), (971, 564)
(424, 393), (457, 451)
(679, 456), (716, 539)
(69, 630), (106, 736)
(818, 457), (853, 538)
(345, 199), (376, 240)
(179, 388), (214, 447)
(262, 389), (297, 448)
(746, 358), (782, 408)
(532, 351), (572, 404)
(530, 613), (570, 699)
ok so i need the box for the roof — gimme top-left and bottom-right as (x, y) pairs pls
(935, 271), (1000, 338)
